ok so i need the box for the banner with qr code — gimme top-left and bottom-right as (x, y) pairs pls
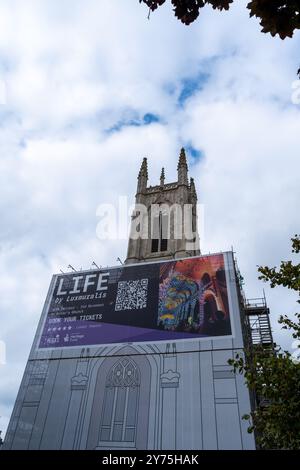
(38, 254), (232, 349)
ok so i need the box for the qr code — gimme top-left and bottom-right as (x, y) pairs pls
(115, 279), (148, 311)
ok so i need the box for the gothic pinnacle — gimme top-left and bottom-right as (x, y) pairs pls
(160, 167), (165, 186)
(177, 148), (188, 185)
(177, 148), (188, 170)
(190, 177), (197, 199)
(138, 157), (148, 179)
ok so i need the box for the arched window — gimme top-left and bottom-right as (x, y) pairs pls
(99, 358), (140, 444)
(151, 211), (168, 253)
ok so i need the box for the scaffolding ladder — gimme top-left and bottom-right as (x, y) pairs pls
(244, 295), (274, 349)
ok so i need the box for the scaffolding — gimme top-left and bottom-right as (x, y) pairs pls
(244, 294), (274, 349)
(233, 255), (274, 350)
(233, 258), (275, 442)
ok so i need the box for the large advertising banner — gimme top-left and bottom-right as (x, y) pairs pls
(38, 254), (232, 349)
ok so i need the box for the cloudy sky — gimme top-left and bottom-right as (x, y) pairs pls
(0, 0), (299, 436)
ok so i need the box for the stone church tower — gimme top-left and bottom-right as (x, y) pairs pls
(125, 148), (200, 265)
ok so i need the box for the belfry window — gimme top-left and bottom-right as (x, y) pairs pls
(151, 211), (168, 253)
(99, 358), (140, 444)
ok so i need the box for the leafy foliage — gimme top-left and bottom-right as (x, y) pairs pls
(229, 235), (300, 449)
(229, 348), (300, 449)
(258, 234), (300, 341)
(248, 1), (300, 39)
(139, 0), (300, 38)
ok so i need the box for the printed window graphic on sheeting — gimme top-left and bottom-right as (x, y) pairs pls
(38, 254), (232, 349)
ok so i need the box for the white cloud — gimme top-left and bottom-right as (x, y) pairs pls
(0, 0), (299, 437)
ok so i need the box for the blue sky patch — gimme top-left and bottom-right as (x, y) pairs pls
(185, 144), (203, 164)
(178, 72), (210, 106)
(107, 112), (161, 134)
(143, 113), (160, 124)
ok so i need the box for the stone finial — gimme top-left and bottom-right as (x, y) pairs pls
(160, 167), (165, 186)
(190, 177), (196, 192)
(190, 177), (197, 200)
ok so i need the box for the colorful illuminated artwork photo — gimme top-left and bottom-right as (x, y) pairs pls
(157, 255), (231, 337)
